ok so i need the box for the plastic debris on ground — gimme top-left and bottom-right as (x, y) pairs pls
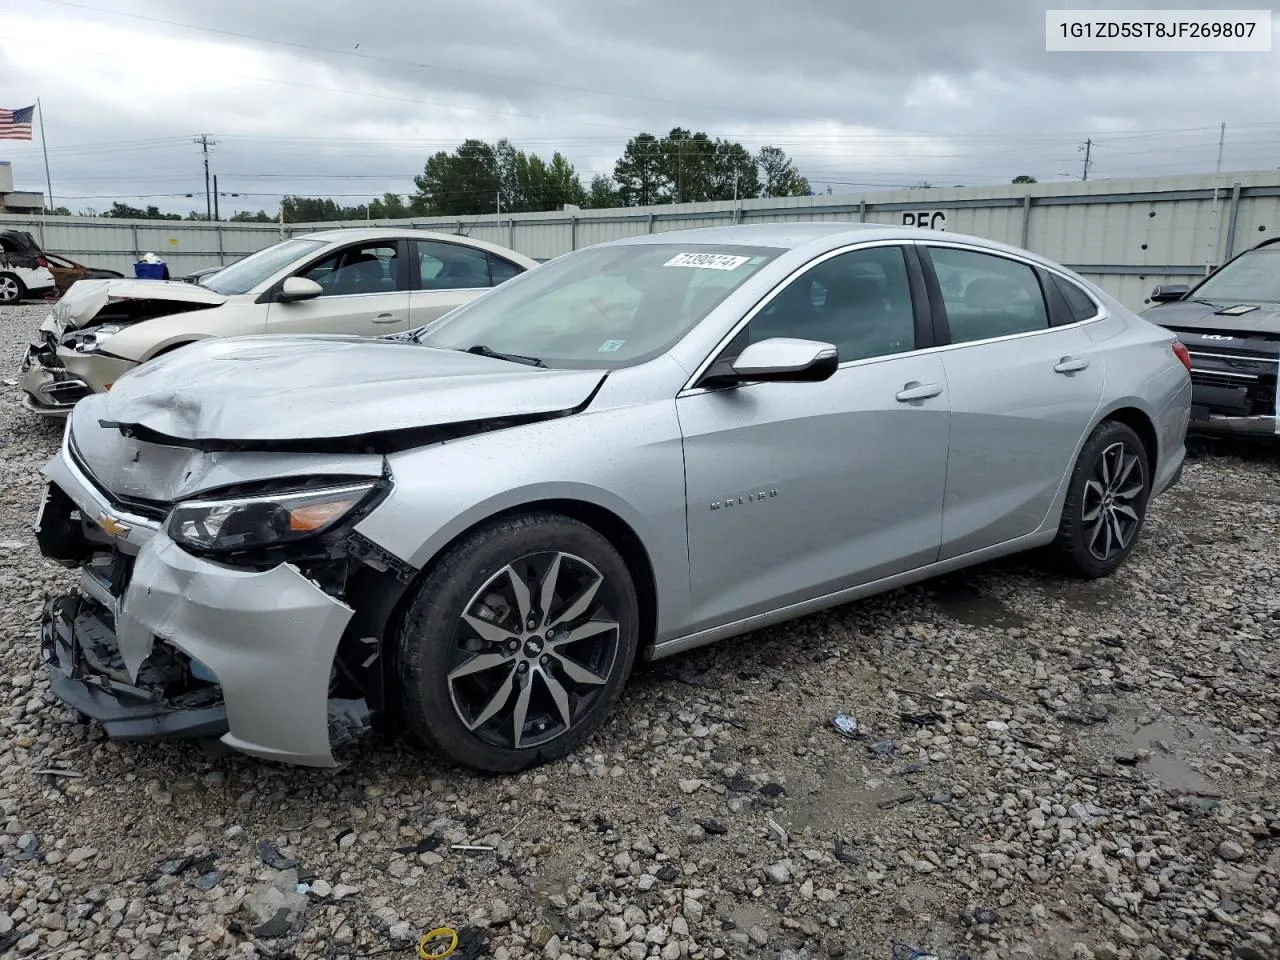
(255, 839), (298, 870)
(891, 944), (941, 960)
(831, 713), (860, 739)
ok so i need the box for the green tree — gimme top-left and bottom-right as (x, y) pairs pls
(757, 146), (810, 198)
(414, 139), (500, 216)
(544, 152), (587, 209)
(660, 128), (718, 203)
(613, 133), (669, 206)
(586, 174), (617, 208)
(710, 140), (762, 201)
(46, 205), (72, 216)
(1012, 174), (1037, 184)
(102, 202), (180, 220)
(229, 209), (273, 222)
(368, 193), (410, 219)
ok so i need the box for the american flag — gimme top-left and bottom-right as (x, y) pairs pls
(0, 105), (34, 140)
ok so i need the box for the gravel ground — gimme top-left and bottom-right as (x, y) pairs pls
(1, 300), (1278, 960)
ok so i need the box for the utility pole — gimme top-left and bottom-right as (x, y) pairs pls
(194, 134), (216, 220)
(1080, 138), (1093, 181)
(1216, 122), (1226, 173)
(212, 175), (219, 221)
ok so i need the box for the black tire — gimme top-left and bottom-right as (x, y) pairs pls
(1051, 420), (1151, 579)
(0, 272), (26, 305)
(394, 513), (639, 773)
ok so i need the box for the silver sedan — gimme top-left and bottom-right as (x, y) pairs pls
(33, 223), (1192, 773)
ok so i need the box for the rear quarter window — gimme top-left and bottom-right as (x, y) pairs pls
(1052, 274), (1100, 322)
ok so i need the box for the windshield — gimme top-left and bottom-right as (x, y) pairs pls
(1194, 247), (1280, 303)
(416, 243), (781, 368)
(202, 238), (327, 295)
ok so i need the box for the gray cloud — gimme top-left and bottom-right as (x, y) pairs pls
(2, 0), (1277, 216)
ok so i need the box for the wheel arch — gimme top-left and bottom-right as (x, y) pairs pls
(1098, 403), (1159, 472)
(376, 497), (660, 663)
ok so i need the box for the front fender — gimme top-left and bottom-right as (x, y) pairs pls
(353, 400), (693, 640)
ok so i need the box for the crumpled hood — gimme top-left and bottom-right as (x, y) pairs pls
(97, 334), (607, 447)
(52, 277), (228, 329)
(1142, 299), (1280, 333)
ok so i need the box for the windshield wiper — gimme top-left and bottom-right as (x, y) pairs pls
(463, 343), (546, 367)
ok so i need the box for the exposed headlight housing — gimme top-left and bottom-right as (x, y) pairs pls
(166, 481), (381, 555)
(65, 323), (127, 354)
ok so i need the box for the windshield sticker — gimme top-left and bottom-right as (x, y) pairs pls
(598, 339), (626, 352)
(664, 252), (751, 271)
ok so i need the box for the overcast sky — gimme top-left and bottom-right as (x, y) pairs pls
(2, 0), (1279, 216)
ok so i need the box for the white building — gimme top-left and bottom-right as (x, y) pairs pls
(0, 162), (45, 214)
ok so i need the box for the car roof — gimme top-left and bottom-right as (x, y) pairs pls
(293, 227), (488, 243)
(600, 220), (1060, 266)
(290, 227), (538, 266)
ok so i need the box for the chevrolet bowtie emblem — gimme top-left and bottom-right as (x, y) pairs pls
(97, 514), (131, 538)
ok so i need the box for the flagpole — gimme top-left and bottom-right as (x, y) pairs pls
(36, 98), (54, 215)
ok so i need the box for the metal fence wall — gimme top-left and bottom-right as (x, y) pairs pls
(4, 170), (1279, 310)
(0, 217), (283, 278)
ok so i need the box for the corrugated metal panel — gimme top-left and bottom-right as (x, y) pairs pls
(5, 169), (1280, 308)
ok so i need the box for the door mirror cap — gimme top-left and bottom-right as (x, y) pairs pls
(729, 337), (839, 382)
(278, 276), (324, 302)
(1149, 283), (1191, 303)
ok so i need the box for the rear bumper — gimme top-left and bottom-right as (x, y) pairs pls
(1187, 410), (1278, 438)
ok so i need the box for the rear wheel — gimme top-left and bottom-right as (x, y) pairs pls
(1051, 420), (1151, 578)
(395, 513), (639, 773)
(0, 273), (26, 305)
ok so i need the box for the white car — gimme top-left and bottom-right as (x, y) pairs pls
(0, 229), (56, 304)
(19, 228), (539, 415)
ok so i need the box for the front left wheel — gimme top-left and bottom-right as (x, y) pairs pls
(394, 513), (640, 773)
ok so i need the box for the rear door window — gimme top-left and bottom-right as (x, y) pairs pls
(926, 247), (1050, 344)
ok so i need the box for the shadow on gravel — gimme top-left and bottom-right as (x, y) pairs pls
(1186, 434), (1280, 467)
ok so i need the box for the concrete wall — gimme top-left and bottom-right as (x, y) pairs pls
(4, 170), (1279, 310)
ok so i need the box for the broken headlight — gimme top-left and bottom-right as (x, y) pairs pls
(166, 482), (380, 554)
(65, 323), (127, 354)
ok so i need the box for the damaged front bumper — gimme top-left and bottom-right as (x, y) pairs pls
(19, 335), (135, 417)
(36, 446), (375, 767)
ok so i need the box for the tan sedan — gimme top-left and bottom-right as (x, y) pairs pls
(19, 227), (538, 416)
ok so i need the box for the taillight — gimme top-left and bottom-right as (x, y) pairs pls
(1171, 340), (1192, 373)
(35, 255), (47, 268)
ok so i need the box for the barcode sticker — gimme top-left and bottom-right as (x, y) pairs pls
(663, 252), (750, 270)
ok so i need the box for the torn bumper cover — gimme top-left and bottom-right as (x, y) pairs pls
(37, 450), (371, 767)
(19, 334), (134, 416)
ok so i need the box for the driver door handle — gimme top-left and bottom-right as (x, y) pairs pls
(1054, 356), (1089, 374)
(895, 381), (943, 402)
(373, 313), (400, 324)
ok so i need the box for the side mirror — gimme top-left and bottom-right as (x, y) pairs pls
(1149, 283), (1190, 303)
(278, 276), (324, 302)
(728, 337), (839, 383)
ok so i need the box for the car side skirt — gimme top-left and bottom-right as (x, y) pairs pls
(650, 526), (1057, 661)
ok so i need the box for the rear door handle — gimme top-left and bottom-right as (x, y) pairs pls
(372, 313), (400, 324)
(1054, 356), (1089, 374)
(895, 381), (943, 402)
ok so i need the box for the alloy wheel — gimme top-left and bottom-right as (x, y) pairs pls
(1080, 440), (1144, 562)
(446, 551), (622, 750)
(0, 277), (18, 303)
